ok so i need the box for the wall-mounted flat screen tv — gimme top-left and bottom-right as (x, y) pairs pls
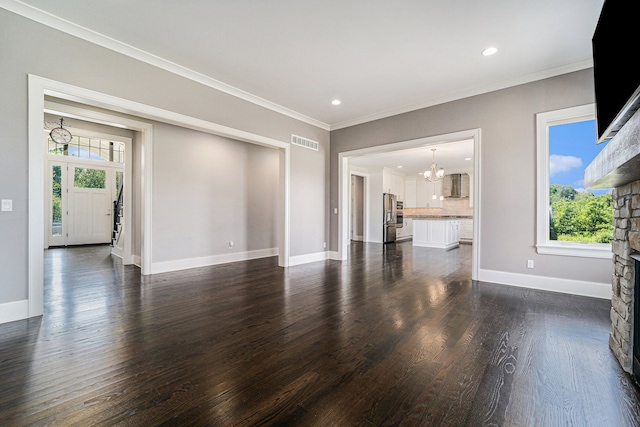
(592, 0), (640, 143)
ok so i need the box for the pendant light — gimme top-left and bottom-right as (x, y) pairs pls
(432, 182), (444, 200)
(424, 148), (444, 182)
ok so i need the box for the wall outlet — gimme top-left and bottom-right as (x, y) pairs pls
(323, 242), (326, 249)
(527, 260), (534, 269)
(228, 241), (234, 249)
(1, 199), (12, 212)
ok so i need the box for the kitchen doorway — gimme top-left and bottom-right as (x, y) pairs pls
(338, 128), (481, 281)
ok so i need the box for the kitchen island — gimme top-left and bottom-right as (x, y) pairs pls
(411, 218), (461, 250)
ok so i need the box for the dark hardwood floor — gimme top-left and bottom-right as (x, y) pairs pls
(1, 242), (640, 426)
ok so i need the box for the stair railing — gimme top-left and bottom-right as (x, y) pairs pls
(112, 182), (124, 246)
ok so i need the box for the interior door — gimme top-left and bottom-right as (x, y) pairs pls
(67, 165), (112, 245)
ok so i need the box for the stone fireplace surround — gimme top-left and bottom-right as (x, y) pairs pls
(586, 107), (640, 375)
(609, 181), (640, 372)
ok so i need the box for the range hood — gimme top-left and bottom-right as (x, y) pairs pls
(443, 174), (460, 198)
(448, 174), (461, 198)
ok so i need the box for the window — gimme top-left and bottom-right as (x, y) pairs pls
(536, 104), (613, 258)
(48, 135), (125, 164)
(51, 165), (62, 237)
(74, 167), (106, 189)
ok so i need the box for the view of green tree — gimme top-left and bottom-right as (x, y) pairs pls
(549, 184), (613, 243)
(52, 165), (62, 224)
(74, 167), (106, 189)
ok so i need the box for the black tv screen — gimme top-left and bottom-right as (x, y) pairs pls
(592, 0), (640, 143)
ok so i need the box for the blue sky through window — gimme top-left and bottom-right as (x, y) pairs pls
(549, 119), (609, 195)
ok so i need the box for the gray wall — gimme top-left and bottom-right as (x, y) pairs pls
(152, 123), (279, 262)
(0, 9), (329, 305)
(330, 69), (611, 284)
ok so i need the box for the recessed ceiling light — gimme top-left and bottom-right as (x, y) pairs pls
(331, 99), (341, 105)
(482, 47), (498, 56)
(465, 157), (472, 161)
(397, 165), (403, 169)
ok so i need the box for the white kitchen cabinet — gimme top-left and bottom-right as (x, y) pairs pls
(405, 177), (442, 208)
(383, 169), (405, 201)
(396, 218), (413, 241)
(412, 219), (460, 250)
(415, 179), (428, 207)
(460, 218), (473, 242)
(405, 179), (416, 207)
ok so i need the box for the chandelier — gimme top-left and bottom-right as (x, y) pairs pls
(423, 148), (444, 182)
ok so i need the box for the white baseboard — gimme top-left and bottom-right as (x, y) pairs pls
(478, 269), (611, 300)
(289, 251), (330, 266)
(413, 240), (459, 250)
(150, 248), (278, 274)
(0, 299), (29, 325)
(132, 255), (142, 268)
(287, 251), (345, 266)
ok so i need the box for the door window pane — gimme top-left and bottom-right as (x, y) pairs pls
(74, 167), (106, 189)
(52, 165), (62, 236)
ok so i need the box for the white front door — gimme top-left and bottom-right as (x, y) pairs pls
(68, 165), (112, 245)
(48, 161), (114, 247)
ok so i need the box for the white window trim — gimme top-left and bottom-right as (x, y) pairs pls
(535, 103), (612, 259)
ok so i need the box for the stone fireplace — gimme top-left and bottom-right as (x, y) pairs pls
(609, 181), (640, 374)
(586, 107), (640, 379)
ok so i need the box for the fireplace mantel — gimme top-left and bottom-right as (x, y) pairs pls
(585, 107), (640, 189)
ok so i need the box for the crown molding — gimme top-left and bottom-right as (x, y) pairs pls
(2, 0), (594, 133)
(0, 0), (330, 131)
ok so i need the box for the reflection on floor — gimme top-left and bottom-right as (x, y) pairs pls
(0, 241), (638, 425)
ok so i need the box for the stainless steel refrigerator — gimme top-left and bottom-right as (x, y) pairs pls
(383, 193), (397, 243)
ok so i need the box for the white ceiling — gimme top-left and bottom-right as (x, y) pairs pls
(4, 0), (604, 130)
(349, 139), (474, 177)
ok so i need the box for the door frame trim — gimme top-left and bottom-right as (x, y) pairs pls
(349, 172), (368, 243)
(338, 128), (481, 281)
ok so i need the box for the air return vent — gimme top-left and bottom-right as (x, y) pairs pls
(291, 134), (318, 151)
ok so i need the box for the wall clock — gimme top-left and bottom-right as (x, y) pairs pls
(50, 117), (72, 144)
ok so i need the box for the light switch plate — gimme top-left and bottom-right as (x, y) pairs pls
(1, 199), (12, 212)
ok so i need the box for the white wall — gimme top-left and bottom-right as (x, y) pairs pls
(367, 171), (383, 243)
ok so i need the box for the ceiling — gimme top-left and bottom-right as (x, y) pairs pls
(4, 0), (604, 130)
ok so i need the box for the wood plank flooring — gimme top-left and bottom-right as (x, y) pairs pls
(1, 242), (640, 426)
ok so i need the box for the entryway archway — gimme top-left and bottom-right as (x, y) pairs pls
(27, 75), (291, 320)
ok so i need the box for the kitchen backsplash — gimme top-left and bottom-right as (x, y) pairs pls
(404, 198), (473, 217)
